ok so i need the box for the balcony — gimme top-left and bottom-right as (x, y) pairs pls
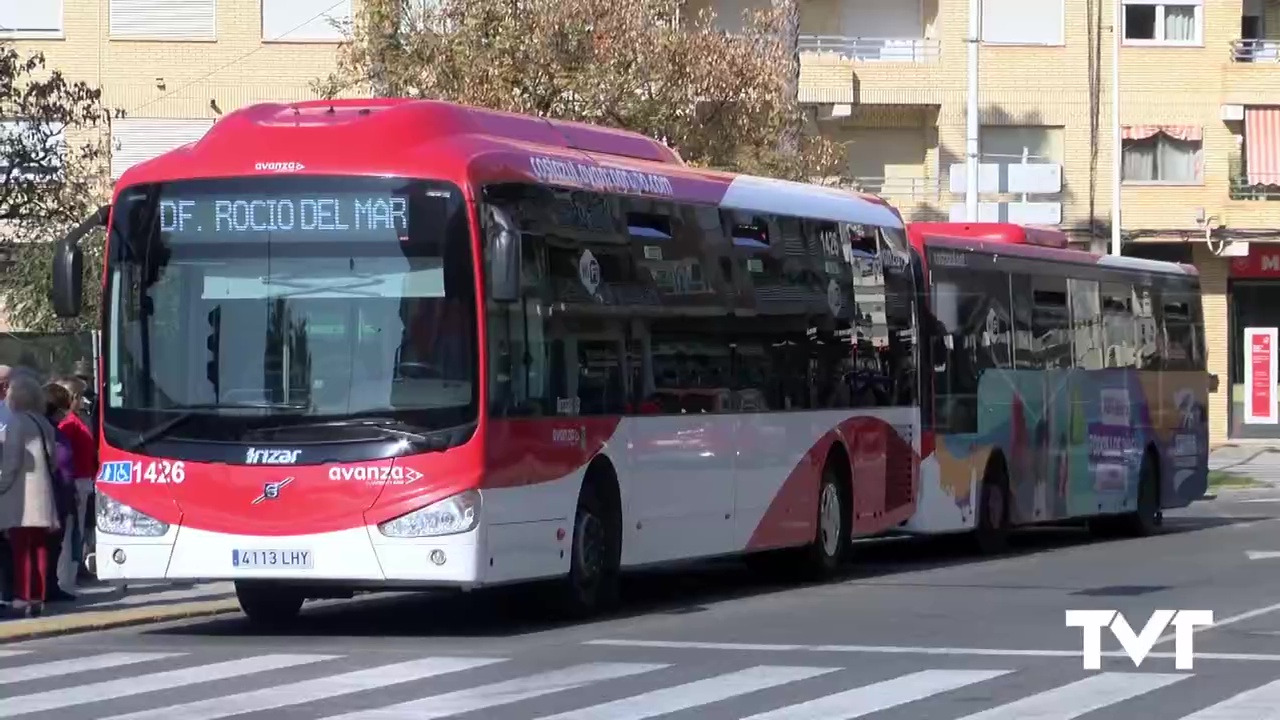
(1231, 39), (1280, 63)
(798, 36), (940, 63)
(799, 36), (943, 105)
(1226, 0), (1280, 101)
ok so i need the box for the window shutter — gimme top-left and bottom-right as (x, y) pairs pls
(111, 119), (214, 179)
(110, 0), (216, 40)
(981, 0), (1063, 44)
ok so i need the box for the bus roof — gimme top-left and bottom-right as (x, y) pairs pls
(906, 221), (1070, 248)
(115, 98), (903, 230)
(906, 221), (1197, 278)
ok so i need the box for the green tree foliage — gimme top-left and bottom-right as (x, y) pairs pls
(316, 0), (844, 181)
(0, 46), (114, 332)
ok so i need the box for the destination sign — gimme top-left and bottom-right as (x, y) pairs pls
(158, 194), (409, 239)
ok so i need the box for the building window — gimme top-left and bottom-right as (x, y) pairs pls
(980, 0), (1064, 45)
(262, 0), (352, 42)
(1121, 127), (1203, 184)
(110, 118), (214, 179)
(1123, 0), (1202, 45)
(0, 2), (63, 38)
(110, 0), (216, 40)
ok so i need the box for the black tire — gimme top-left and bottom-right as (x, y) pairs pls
(235, 581), (304, 626)
(1119, 451), (1161, 537)
(973, 459), (1010, 554)
(801, 463), (851, 579)
(560, 482), (621, 618)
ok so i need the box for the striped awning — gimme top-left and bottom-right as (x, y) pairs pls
(1119, 125), (1202, 141)
(1245, 107), (1280, 186)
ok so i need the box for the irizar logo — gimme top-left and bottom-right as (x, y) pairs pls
(246, 447), (302, 465)
(254, 161), (305, 173)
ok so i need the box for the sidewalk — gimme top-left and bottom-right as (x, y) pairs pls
(0, 579), (240, 642)
(1210, 444), (1280, 484)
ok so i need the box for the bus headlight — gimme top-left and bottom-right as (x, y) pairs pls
(97, 493), (170, 537)
(378, 490), (480, 538)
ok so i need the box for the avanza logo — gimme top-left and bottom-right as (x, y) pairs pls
(328, 466), (424, 484)
(254, 161), (306, 173)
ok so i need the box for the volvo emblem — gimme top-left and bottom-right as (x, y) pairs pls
(252, 477), (294, 505)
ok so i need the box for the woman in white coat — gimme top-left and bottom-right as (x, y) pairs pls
(0, 373), (62, 617)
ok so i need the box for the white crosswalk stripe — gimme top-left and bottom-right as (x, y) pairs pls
(10, 649), (1280, 719)
(100, 657), (505, 720)
(0, 652), (183, 685)
(321, 662), (670, 720)
(1179, 678), (1280, 719)
(0, 653), (335, 718)
(533, 665), (839, 719)
(741, 669), (1014, 720)
(951, 671), (1191, 720)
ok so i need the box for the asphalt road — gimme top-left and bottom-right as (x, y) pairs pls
(8, 489), (1280, 719)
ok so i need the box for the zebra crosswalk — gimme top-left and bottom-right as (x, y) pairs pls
(0, 647), (1277, 719)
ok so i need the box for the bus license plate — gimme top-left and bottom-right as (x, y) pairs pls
(232, 549), (313, 569)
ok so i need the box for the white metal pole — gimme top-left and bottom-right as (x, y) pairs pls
(965, 0), (980, 221)
(1110, 0), (1123, 255)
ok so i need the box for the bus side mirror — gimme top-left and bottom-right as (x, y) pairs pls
(485, 204), (521, 303)
(52, 242), (84, 318)
(51, 204), (109, 319)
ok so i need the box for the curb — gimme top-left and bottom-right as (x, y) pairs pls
(0, 597), (241, 643)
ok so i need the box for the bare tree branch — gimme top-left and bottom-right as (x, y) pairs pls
(0, 45), (115, 332)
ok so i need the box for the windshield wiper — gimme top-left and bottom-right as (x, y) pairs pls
(123, 401), (309, 451)
(249, 417), (432, 443)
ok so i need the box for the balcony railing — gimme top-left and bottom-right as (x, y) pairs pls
(846, 176), (939, 201)
(1231, 39), (1280, 62)
(798, 36), (940, 63)
(1230, 175), (1280, 200)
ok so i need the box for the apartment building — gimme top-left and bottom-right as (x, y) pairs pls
(694, 0), (1280, 447)
(1, 0), (349, 177)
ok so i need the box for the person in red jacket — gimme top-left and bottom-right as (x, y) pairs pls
(52, 376), (96, 590)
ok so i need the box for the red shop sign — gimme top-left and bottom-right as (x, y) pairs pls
(1231, 247), (1280, 278)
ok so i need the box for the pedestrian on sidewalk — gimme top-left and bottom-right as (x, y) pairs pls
(0, 374), (63, 617)
(53, 375), (96, 578)
(43, 381), (81, 600)
(0, 365), (16, 611)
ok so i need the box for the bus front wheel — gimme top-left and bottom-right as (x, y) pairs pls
(559, 480), (621, 618)
(235, 581), (304, 626)
(972, 459), (1010, 554)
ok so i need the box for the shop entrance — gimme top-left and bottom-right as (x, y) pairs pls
(1229, 248), (1280, 437)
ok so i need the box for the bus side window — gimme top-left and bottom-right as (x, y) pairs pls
(1030, 275), (1072, 370)
(1133, 285), (1161, 370)
(1160, 278), (1203, 372)
(1101, 282), (1137, 369)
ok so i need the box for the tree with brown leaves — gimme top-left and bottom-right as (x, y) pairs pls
(316, 0), (844, 182)
(0, 46), (115, 332)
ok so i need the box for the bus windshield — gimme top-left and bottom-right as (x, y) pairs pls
(101, 176), (478, 448)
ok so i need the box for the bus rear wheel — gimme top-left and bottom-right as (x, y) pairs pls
(235, 581), (304, 626)
(1119, 452), (1161, 537)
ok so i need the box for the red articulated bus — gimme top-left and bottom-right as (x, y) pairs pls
(50, 98), (925, 623)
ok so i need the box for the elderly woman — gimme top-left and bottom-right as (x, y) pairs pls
(0, 373), (62, 617)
